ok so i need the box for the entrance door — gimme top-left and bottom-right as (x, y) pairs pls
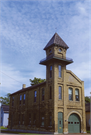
(68, 113), (80, 133)
(58, 112), (63, 133)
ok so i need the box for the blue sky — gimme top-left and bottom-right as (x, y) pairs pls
(0, 0), (91, 97)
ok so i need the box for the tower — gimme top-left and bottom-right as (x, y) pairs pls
(40, 33), (73, 133)
(40, 33), (73, 80)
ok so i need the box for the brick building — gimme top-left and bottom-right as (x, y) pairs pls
(9, 33), (86, 134)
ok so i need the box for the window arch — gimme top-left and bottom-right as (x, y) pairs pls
(68, 87), (73, 101)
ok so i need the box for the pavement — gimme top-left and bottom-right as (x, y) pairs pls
(0, 133), (91, 135)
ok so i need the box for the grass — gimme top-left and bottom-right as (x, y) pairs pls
(0, 126), (8, 129)
(87, 130), (90, 133)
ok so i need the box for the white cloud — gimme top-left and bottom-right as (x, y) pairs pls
(68, 61), (91, 81)
(0, 63), (30, 96)
(0, 0), (91, 97)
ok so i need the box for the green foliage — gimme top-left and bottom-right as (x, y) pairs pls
(30, 77), (46, 86)
(85, 96), (90, 103)
(0, 126), (8, 129)
(0, 93), (10, 105)
(87, 130), (90, 133)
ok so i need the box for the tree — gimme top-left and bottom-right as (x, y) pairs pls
(85, 96), (90, 103)
(30, 77), (46, 86)
(0, 93), (10, 105)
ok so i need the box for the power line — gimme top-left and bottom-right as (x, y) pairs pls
(0, 71), (23, 84)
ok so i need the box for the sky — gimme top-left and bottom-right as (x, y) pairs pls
(0, 0), (91, 97)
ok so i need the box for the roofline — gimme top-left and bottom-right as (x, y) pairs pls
(10, 81), (46, 96)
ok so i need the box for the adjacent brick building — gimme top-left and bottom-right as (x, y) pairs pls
(9, 33), (86, 134)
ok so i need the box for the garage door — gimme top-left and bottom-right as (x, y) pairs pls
(68, 113), (80, 133)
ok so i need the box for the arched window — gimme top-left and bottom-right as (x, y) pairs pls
(59, 86), (62, 99)
(49, 49), (52, 53)
(59, 48), (62, 52)
(75, 89), (79, 101)
(58, 65), (61, 77)
(68, 88), (73, 100)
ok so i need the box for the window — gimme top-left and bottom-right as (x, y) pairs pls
(50, 66), (52, 78)
(58, 65), (61, 77)
(19, 114), (20, 125)
(42, 88), (44, 101)
(68, 88), (73, 100)
(59, 86), (62, 99)
(75, 89), (79, 101)
(20, 95), (22, 105)
(49, 114), (52, 126)
(49, 86), (52, 99)
(34, 91), (37, 102)
(12, 97), (14, 106)
(22, 114), (24, 125)
(59, 48), (62, 52)
(33, 113), (36, 125)
(29, 113), (31, 125)
(23, 94), (26, 104)
(41, 116), (44, 126)
(49, 49), (52, 53)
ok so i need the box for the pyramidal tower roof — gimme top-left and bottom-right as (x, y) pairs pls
(44, 33), (69, 50)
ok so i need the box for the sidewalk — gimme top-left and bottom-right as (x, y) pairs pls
(0, 133), (91, 135)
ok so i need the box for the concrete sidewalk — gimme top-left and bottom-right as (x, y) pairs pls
(0, 133), (91, 135)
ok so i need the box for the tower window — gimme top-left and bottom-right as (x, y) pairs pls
(68, 88), (73, 100)
(50, 66), (52, 78)
(75, 89), (79, 101)
(59, 48), (62, 52)
(59, 86), (62, 99)
(49, 49), (52, 53)
(58, 65), (61, 77)
(34, 91), (37, 102)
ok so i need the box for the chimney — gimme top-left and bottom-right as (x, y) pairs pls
(22, 84), (26, 89)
